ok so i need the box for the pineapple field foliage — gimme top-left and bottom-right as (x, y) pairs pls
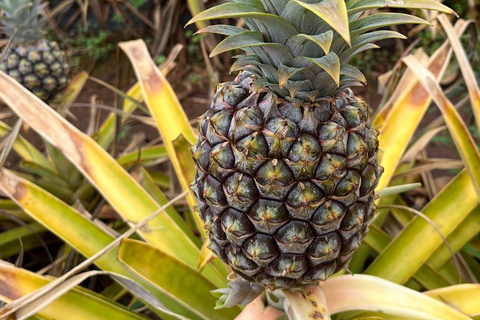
(0, 0), (480, 319)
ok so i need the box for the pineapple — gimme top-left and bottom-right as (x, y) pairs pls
(189, 0), (454, 291)
(0, 0), (69, 102)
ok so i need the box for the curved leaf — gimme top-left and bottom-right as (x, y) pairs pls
(0, 71), (209, 278)
(118, 239), (240, 320)
(304, 52), (341, 86)
(187, 3), (298, 43)
(346, 0), (456, 16)
(322, 275), (470, 319)
(403, 55), (480, 198)
(291, 0), (350, 45)
(287, 31), (334, 55)
(186, 2), (264, 25)
(425, 284), (480, 316)
(0, 262), (147, 320)
(197, 25), (247, 36)
(341, 65), (367, 84)
(366, 170), (478, 283)
(350, 13), (429, 36)
(210, 31), (293, 63)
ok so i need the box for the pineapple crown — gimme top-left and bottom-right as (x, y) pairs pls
(0, 0), (46, 44)
(188, 0), (455, 103)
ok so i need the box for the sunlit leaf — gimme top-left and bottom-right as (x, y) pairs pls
(425, 284), (480, 316)
(438, 16), (480, 130)
(118, 41), (201, 226)
(322, 275), (470, 319)
(0, 72), (225, 287)
(403, 55), (480, 198)
(0, 168), (197, 320)
(0, 261), (148, 320)
(118, 239), (240, 320)
(291, 0), (350, 44)
(366, 170), (478, 284)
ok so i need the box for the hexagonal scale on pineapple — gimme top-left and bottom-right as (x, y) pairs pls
(225, 245), (261, 277)
(243, 234), (279, 266)
(221, 208), (256, 246)
(248, 199), (289, 233)
(307, 232), (342, 265)
(224, 172), (258, 211)
(275, 220), (315, 253)
(311, 200), (346, 234)
(286, 182), (324, 218)
(266, 253), (308, 279)
(263, 117), (299, 157)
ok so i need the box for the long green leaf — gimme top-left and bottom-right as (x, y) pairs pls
(365, 170), (478, 283)
(304, 52), (341, 86)
(350, 14), (429, 36)
(210, 31), (292, 58)
(425, 284), (480, 317)
(0, 261), (147, 320)
(187, 2), (264, 25)
(0, 168), (201, 320)
(0, 71), (227, 287)
(427, 206), (480, 270)
(118, 40), (208, 238)
(346, 0), (456, 16)
(363, 226), (452, 289)
(0, 121), (53, 171)
(321, 275), (470, 319)
(291, 0), (350, 44)
(116, 145), (168, 167)
(118, 239), (240, 320)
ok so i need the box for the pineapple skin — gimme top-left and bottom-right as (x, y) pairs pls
(192, 72), (383, 290)
(1, 40), (69, 102)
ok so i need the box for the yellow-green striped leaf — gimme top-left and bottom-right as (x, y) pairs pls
(365, 170), (478, 283)
(321, 275), (470, 319)
(0, 168), (197, 320)
(403, 55), (480, 198)
(118, 239), (240, 320)
(0, 72), (226, 288)
(0, 261), (147, 320)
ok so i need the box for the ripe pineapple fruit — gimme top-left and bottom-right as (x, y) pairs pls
(189, 0), (454, 291)
(0, 0), (69, 102)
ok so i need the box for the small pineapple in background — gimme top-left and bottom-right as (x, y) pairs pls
(189, 0), (454, 291)
(0, 0), (69, 102)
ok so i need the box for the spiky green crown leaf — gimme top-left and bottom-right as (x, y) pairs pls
(188, 0), (455, 102)
(0, 0), (46, 44)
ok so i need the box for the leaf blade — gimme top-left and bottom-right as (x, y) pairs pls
(118, 239), (240, 320)
(322, 275), (470, 319)
(292, 0), (350, 45)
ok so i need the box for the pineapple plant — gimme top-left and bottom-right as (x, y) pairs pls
(2, 12), (480, 317)
(188, 0), (454, 291)
(0, 0), (69, 102)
